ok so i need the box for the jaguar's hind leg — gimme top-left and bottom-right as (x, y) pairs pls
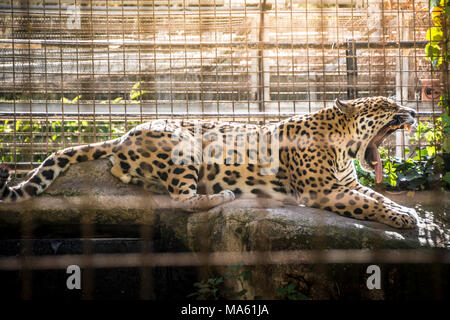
(110, 158), (134, 184)
(158, 164), (235, 210)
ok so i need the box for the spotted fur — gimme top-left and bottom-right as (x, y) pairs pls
(0, 97), (419, 228)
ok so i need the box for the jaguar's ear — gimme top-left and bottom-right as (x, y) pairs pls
(334, 98), (353, 115)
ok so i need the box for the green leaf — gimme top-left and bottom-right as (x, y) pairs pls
(442, 113), (450, 124)
(427, 27), (443, 42)
(419, 149), (429, 157)
(240, 271), (251, 281)
(130, 90), (147, 100)
(215, 277), (224, 285)
(444, 172), (450, 184)
(432, 57), (443, 68)
(430, 0), (439, 6)
(425, 43), (441, 60)
(132, 81), (141, 89)
(390, 177), (397, 187)
(287, 283), (296, 290)
(426, 146), (436, 156)
(276, 287), (288, 294)
(445, 6), (450, 17)
(61, 97), (71, 103)
(443, 138), (450, 153)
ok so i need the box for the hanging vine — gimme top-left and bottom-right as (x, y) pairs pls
(425, 0), (450, 188)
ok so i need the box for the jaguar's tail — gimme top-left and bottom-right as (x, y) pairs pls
(0, 139), (120, 203)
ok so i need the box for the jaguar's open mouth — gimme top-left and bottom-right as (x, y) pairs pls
(364, 115), (414, 183)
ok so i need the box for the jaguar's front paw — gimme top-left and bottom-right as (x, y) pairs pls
(219, 189), (235, 202)
(393, 205), (419, 228)
(405, 207), (419, 226)
(393, 211), (418, 229)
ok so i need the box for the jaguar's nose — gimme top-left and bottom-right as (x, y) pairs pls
(399, 105), (417, 118)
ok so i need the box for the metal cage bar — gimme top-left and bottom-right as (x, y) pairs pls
(0, 0), (448, 300)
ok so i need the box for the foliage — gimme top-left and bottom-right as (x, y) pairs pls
(355, 114), (448, 190)
(425, 0), (449, 69)
(438, 96), (450, 188)
(0, 119), (139, 163)
(187, 265), (310, 300)
(1, 80), (449, 188)
(425, 0), (450, 188)
(356, 156), (439, 191)
(0, 82), (146, 164)
(358, 1), (450, 190)
(187, 276), (224, 300)
(59, 82), (147, 104)
(129, 81), (148, 101)
(187, 265), (252, 300)
(354, 159), (375, 188)
(223, 264), (251, 299)
(275, 282), (309, 300)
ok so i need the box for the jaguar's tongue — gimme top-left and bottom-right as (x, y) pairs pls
(371, 144), (383, 183)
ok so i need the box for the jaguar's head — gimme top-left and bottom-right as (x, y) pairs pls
(334, 96), (416, 183)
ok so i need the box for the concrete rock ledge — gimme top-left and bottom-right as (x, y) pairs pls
(0, 159), (449, 299)
(0, 159), (447, 248)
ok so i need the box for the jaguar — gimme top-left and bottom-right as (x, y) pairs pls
(0, 96), (418, 228)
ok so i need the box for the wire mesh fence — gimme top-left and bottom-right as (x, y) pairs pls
(0, 0), (447, 174)
(0, 0), (448, 300)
